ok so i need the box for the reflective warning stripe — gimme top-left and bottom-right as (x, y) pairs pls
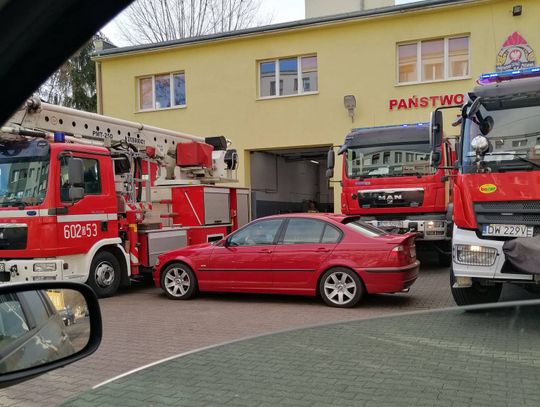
(0, 210), (117, 222)
(0, 209), (50, 218)
(130, 253), (139, 264)
(57, 214), (118, 223)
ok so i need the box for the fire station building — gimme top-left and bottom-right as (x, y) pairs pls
(94, 0), (539, 217)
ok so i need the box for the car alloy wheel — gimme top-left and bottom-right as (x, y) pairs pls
(164, 268), (191, 297)
(323, 270), (358, 306)
(161, 263), (198, 300)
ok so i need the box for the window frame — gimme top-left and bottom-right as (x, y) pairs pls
(277, 218), (343, 245)
(137, 71), (186, 112)
(59, 156), (103, 202)
(258, 54), (319, 100)
(396, 35), (470, 85)
(227, 218), (285, 247)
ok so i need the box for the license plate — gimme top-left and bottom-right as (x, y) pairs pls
(482, 224), (534, 238)
(378, 221), (404, 228)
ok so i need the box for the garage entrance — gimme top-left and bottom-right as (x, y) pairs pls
(250, 146), (334, 219)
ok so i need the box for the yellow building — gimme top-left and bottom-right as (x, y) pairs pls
(95, 0), (539, 217)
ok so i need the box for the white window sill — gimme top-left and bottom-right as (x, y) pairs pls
(257, 91), (319, 101)
(136, 105), (187, 113)
(395, 76), (471, 87)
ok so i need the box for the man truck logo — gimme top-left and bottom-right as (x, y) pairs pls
(479, 184), (497, 194)
(377, 194), (402, 204)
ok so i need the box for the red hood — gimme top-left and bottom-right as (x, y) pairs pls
(454, 172), (540, 229)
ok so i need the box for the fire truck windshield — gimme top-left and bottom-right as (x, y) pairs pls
(462, 99), (540, 173)
(345, 142), (434, 179)
(0, 140), (50, 207)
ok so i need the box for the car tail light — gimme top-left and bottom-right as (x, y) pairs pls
(409, 243), (416, 259)
(387, 245), (410, 265)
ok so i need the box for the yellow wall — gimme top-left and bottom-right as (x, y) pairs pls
(97, 0), (540, 204)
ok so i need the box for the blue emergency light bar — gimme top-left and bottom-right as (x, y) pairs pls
(54, 131), (65, 143)
(479, 66), (540, 84)
(352, 122), (428, 132)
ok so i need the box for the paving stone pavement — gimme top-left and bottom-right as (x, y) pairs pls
(63, 302), (540, 407)
(1, 256), (538, 406)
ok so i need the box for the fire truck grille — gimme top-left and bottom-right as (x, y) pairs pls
(477, 213), (540, 224)
(475, 201), (540, 211)
(474, 201), (540, 234)
(0, 225), (27, 250)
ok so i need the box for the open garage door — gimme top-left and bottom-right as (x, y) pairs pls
(250, 146), (334, 219)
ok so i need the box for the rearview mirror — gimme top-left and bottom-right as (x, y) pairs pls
(467, 97), (483, 118)
(69, 187), (84, 201)
(431, 151), (442, 168)
(327, 149), (335, 170)
(430, 110), (444, 168)
(430, 110), (443, 149)
(68, 158), (84, 186)
(0, 282), (101, 388)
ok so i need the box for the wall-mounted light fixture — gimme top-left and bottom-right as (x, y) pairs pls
(512, 5), (522, 16)
(343, 95), (356, 122)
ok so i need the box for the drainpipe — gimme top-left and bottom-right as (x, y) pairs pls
(95, 61), (103, 114)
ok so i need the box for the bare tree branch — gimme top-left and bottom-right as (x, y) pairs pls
(114, 0), (271, 45)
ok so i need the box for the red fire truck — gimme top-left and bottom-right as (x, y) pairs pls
(0, 98), (249, 297)
(329, 123), (454, 266)
(430, 67), (540, 305)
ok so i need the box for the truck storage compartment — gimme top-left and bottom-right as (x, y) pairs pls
(139, 228), (187, 267)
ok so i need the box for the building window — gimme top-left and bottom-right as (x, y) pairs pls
(138, 72), (186, 111)
(259, 55), (318, 98)
(398, 36), (469, 84)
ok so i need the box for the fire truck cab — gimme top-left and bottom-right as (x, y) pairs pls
(0, 98), (248, 297)
(331, 123), (454, 265)
(431, 67), (540, 305)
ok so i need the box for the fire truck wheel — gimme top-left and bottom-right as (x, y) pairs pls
(319, 267), (364, 308)
(161, 263), (198, 300)
(450, 268), (502, 306)
(87, 251), (121, 298)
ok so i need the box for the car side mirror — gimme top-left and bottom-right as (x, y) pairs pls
(69, 187), (84, 201)
(0, 282), (102, 389)
(430, 110), (443, 150)
(66, 158), (85, 202)
(327, 149), (335, 170)
(466, 97), (482, 118)
(68, 158), (84, 186)
(431, 150), (442, 168)
(326, 149), (335, 179)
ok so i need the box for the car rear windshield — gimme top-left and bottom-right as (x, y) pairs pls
(342, 219), (387, 237)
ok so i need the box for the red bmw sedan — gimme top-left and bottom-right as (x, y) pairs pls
(153, 213), (419, 308)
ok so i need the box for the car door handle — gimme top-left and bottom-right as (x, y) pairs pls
(316, 248), (330, 252)
(258, 249), (273, 254)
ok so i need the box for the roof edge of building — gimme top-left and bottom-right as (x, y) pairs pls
(94, 0), (484, 59)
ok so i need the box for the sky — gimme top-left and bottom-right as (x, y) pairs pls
(102, 0), (421, 46)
